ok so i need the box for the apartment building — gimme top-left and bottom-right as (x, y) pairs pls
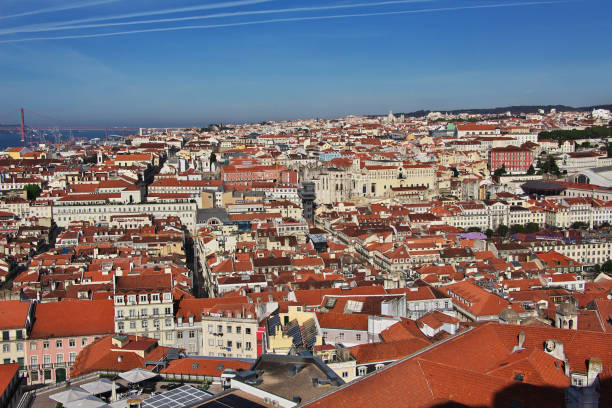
(53, 201), (197, 232)
(201, 304), (265, 359)
(113, 274), (176, 346)
(488, 146), (534, 174)
(25, 300), (114, 385)
(0, 301), (33, 369)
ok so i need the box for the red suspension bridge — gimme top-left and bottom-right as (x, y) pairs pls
(0, 108), (140, 146)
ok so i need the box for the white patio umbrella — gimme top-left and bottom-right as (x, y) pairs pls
(118, 368), (158, 384)
(50, 387), (90, 404)
(81, 378), (117, 395)
(64, 395), (109, 408)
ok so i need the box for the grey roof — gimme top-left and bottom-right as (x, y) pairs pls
(196, 208), (230, 224)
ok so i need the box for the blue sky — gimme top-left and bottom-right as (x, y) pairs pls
(0, 0), (611, 127)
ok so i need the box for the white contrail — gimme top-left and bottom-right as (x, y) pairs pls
(0, 0), (435, 35)
(0, 1), (567, 44)
(13, 0), (273, 29)
(0, 0), (121, 20)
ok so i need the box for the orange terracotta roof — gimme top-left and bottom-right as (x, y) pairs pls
(0, 300), (30, 330)
(349, 338), (431, 364)
(0, 363), (20, 395)
(30, 299), (114, 339)
(161, 358), (251, 377)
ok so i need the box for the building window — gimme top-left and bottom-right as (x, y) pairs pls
(245, 342), (252, 351)
(237, 342), (242, 349)
(358, 366), (367, 376)
(177, 331), (183, 339)
(43, 355), (51, 365)
(118, 322), (124, 331)
(245, 328), (251, 335)
(30, 342), (37, 351)
(339, 333), (345, 340)
(189, 331), (195, 338)
(208, 325), (214, 333)
(56, 340), (62, 348)
(82, 339), (88, 346)
(152, 308), (159, 316)
(165, 332), (173, 341)
(342, 371), (348, 378)
(165, 307), (172, 315)
(69, 339), (76, 348)
(69, 353), (76, 363)
(16, 330), (23, 340)
(43, 341), (49, 349)
(356, 334), (361, 341)
(30, 371), (38, 382)
(56, 354), (64, 364)
(236, 326), (241, 334)
(227, 326), (232, 334)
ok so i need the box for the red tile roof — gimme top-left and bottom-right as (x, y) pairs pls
(160, 358), (251, 377)
(0, 300), (30, 330)
(315, 312), (369, 331)
(30, 299), (114, 339)
(305, 323), (611, 408)
(349, 338), (431, 364)
(0, 363), (20, 396)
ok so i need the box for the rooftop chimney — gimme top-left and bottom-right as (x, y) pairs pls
(587, 357), (603, 386)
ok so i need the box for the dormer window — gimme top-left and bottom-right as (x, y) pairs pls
(115, 296), (124, 304)
(163, 293), (172, 301)
(151, 294), (160, 302)
(139, 294), (148, 303)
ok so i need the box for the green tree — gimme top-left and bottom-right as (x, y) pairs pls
(524, 223), (539, 233)
(24, 184), (41, 200)
(467, 227), (481, 233)
(526, 164), (535, 175)
(496, 224), (509, 237)
(485, 229), (494, 238)
(594, 264), (601, 273)
(493, 164), (507, 177)
(539, 155), (561, 176)
(82, 154), (97, 164)
(570, 221), (588, 229)
(602, 259), (612, 272)
(538, 126), (612, 142)
(209, 152), (217, 166)
(509, 224), (524, 234)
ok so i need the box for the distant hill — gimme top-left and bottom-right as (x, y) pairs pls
(381, 104), (612, 118)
